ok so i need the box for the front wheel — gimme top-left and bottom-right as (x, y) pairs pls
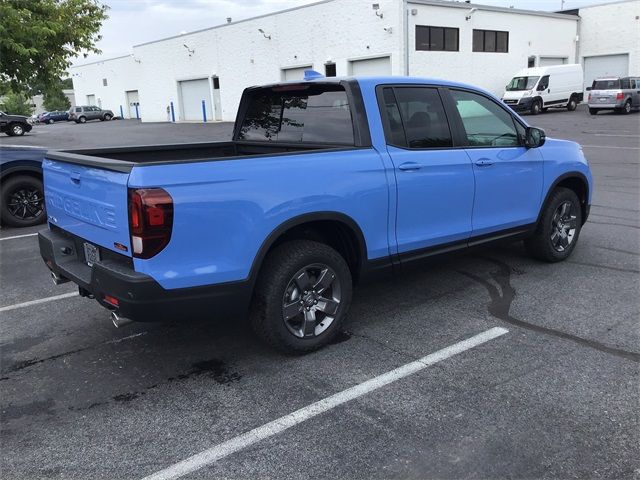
(525, 187), (582, 262)
(250, 240), (353, 353)
(530, 100), (542, 115)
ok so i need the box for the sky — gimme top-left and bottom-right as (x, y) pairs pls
(75, 0), (623, 65)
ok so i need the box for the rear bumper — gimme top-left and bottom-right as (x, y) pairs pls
(39, 227), (251, 322)
(588, 101), (623, 109)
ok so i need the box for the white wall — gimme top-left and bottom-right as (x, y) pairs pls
(579, 0), (640, 75)
(132, 0), (401, 122)
(70, 55), (141, 118)
(407, 3), (578, 97)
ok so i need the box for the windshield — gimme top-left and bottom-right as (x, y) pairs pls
(506, 76), (540, 91)
(592, 79), (620, 90)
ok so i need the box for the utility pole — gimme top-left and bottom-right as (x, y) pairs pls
(561, 0), (565, 10)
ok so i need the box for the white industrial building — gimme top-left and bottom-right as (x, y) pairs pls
(70, 0), (640, 123)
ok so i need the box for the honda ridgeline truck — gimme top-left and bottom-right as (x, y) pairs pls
(39, 73), (593, 353)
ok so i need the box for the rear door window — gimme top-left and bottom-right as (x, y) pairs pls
(592, 79), (620, 90)
(238, 84), (354, 145)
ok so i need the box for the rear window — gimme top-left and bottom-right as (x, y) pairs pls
(238, 84), (354, 145)
(592, 79), (620, 90)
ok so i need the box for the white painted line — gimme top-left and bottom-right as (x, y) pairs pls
(582, 145), (640, 150)
(0, 232), (38, 241)
(591, 133), (639, 138)
(141, 327), (509, 480)
(0, 292), (78, 313)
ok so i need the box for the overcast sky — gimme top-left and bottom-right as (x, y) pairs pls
(76, 0), (621, 65)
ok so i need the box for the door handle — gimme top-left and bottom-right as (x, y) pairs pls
(398, 162), (422, 171)
(474, 159), (494, 167)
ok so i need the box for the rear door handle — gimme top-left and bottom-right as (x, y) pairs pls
(398, 162), (422, 171)
(474, 159), (494, 167)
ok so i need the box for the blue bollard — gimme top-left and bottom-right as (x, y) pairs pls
(119, 105), (124, 118)
(202, 100), (207, 123)
(170, 102), (175, 122)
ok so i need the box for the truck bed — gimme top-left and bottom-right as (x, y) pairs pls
(45, 141), (348, 173)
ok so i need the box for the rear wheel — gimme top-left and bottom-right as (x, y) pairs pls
(0, 175), (46, 227)
(525, 187), (582, 263)
(589, 108), (598, 115)
(78, 116), (87, 124)
(250, 240), (353, 353)
(567, 97), (577, 111)
(48, 118), (54, 124)
(622, 100), (632, 114)
(104, 113), (112, 121)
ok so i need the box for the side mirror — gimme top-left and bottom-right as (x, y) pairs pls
(525, 127), (546, 148)
(585, 86), (592, 91)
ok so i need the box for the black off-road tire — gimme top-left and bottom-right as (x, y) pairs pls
(525, 187), (582, 263)
(250, 240), (353, 354)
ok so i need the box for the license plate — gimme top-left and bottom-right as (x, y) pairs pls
(83, 242), (100, 266)
(599, 97), (609, 102)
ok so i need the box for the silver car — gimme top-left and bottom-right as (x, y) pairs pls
(68, 105), (114, 123)
(587, 76), (640, 115)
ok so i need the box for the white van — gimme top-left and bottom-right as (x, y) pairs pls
(502, 64), (584, 115)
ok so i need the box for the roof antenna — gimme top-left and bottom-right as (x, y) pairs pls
(304, 70), (324, 81)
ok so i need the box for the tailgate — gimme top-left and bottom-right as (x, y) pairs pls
(43, 157), (132, 256)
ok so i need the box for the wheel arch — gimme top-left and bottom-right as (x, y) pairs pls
(248, 212), (368, 288)
(539, 172), (590, 226)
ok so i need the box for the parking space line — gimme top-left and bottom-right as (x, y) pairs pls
(582, 145), (640, 150)
(0, 292), (78, 313)
(0, 232), (38, 241)
(141, 327), (509, 480)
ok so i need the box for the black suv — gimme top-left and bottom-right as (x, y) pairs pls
(0, 111), (33, 136)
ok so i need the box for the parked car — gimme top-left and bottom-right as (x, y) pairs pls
(39, 110), (69, 124)
(39, 73), (593, 353)
(502, 64), (584, 115)
(68, 105), (114, 123)
(0, 146), (46, 227)
(0, 111), (33, 136)
(587, 76), (640, 115)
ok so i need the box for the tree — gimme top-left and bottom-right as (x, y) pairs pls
(0, 0), (108, 92)
(0, 91), (33, 116)
(43, 87), (71, 111)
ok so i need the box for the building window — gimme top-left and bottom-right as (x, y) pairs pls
(213, 77), (220, 89)
(102, 78), (108, 86)
(473, 29), (509, 53)
(325, 63), (336, 77)
(416, 25), (459, 52)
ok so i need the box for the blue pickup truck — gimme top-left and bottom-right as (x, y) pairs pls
(39, 74), (592, 353)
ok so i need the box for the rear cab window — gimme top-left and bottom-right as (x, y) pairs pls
(237, 84), (355, 145)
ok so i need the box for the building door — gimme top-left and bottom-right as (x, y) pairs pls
(281, 66), (312, 81)
(126, 90), (140, 119)
(538, 57), (567, 67)
(349, 57), (391, 76)
(86, 94), (95, 106)
(584, 54), (629, 90)
(179, 79), (212, 121)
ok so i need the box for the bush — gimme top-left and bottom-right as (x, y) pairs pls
(43, 88), (71, 111)
(0, 92), (33, 116)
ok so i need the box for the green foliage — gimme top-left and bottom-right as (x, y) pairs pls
(0, 0), (109, 92)
(43, 87), (71, 111)
(61, 77), (73, 89)
(0, 91), (33, 116)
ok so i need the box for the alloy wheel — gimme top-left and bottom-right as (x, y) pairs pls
(550, 201), (578, 252)
(7, 187), (43, 220)
(282, 263), (341, 338)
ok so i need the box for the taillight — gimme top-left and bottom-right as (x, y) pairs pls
(588, 93), (591, 101)
(128, 188), (173, 259)
(616, 92), (624, 100)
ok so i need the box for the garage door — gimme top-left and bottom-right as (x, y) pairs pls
(282, 66), (312, 81)
(539, 57), (567, 67)
(584, 54), (629, 90)
(179, 78), (212, 121)
(349, 57), (391, 76)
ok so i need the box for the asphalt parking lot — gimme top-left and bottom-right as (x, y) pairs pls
(1, 107), (639, 479)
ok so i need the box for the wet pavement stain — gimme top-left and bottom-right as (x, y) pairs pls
(113, 392), (144, 402)
(1, 398), (56, 422)
(168, 358), (241, 385)
(458, 256), (640, 363)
